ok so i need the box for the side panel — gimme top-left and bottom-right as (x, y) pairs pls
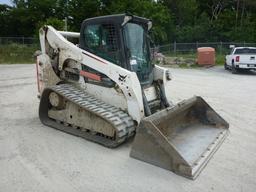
(153, 65), (172, 102)
(81, 83), (128, 110)
(37, 54), (61, 95)
(144, 86), (157, 102)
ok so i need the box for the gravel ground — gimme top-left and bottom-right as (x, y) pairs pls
(0, 64), (255, 192)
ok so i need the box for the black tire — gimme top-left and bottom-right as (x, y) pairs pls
(231, 62), (238, 74)
(224, 63), (228, 70)
(239, 69), (248, 73)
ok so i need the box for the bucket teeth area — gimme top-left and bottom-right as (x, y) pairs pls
(130, 96), (229, 179)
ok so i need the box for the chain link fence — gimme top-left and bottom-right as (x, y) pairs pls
(0, 37), (256, 64)
(157, 42), (256, 56)
(0, 37), (39, 63)
(0, 37), (38, 45)
(154, 42), (256, 66)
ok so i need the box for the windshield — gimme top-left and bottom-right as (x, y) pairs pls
(123, 23), (152, 83)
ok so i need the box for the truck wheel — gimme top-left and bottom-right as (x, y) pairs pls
(231, 63), (238, 74)
(224, 63), (228, 70)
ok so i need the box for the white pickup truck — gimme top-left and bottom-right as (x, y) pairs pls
(225, 46), (256, 73)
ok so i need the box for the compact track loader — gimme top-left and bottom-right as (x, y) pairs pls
(36, 14), (229, 179)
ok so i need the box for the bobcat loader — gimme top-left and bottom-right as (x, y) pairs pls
(36, 14), (229, 179)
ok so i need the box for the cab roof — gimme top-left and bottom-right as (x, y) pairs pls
(81, 13), (151, 27)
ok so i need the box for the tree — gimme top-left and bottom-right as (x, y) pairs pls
(160, 0), (198, 26)
(66, 0), (102, 32)
(0, 4), (12, 36)
(0, 0), (255, 42)
(101, 0), (173, 43)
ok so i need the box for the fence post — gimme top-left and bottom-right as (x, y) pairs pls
(196, 41), (198, 48)
(22, 36), (25, 45)
(174, 41), (176, 56)
(220, 41), (222, 55)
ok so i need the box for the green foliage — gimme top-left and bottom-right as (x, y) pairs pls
(0, 0), (255, 43)
(0, 43), (38, 63)
(67, 0), (102, 32)
(36, 17), (65, 34)
(160, 0), (256, 42)
(216, 54), (226, 66)
(163, 53), (225, 68)
(100, 0), (172, 43)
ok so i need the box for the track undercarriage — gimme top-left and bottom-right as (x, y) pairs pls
(39, 84), (135, 147)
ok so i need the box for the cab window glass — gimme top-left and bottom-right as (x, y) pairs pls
(84, 24), (121, 65)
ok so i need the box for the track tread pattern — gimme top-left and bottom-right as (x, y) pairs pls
(39, 84), (135, 147)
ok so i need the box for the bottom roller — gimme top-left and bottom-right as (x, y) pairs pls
(130, 96), (229, 179)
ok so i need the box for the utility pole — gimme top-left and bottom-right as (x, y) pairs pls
(235, 0), (240, 31)
(64, 17), (68, 31)
(64, 0), (68, 31)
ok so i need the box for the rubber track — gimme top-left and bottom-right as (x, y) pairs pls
(39, 84), (135, 148)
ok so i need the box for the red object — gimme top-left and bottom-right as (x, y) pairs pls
(236, 56), (240, 62)
(197, 47), (215, 66)
(80, 70), (101, 81)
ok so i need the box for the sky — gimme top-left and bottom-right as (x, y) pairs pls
(0, 0), (12, 6)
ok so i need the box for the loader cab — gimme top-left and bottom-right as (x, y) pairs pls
(79, 14), (153, 86)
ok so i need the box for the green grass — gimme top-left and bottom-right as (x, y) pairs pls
(178, 63), (198, 68)
(162, 52), (225, 68)
(215, 54), (225, 65)
(0, 43), (39, 64)
(0, 45), (227, 66)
